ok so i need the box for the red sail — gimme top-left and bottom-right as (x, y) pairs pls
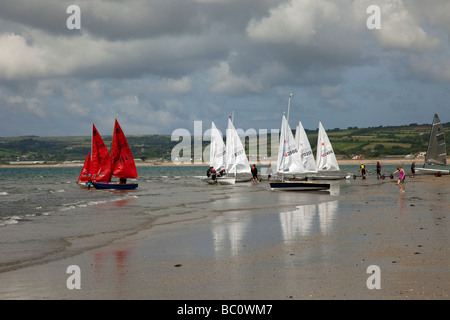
(77, 152), (92, 182)
(110, 119), (138, 179)
(91, 124), (112, 182)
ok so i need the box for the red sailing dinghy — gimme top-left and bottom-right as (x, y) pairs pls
(93, 119), (138, 190)
(77, 124), (112, 188)
(77, 151), (93, 188)
(92, 123), (113, 184)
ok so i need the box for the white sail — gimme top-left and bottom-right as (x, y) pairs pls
(295, 121), (317, 173)
(316, 122), (340, 171)
(277, 115), (304, 174)
(210, 122), (226, 171)
(225, 118), (251, 174)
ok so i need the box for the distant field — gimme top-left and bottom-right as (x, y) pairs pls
(1, 123), (448, 163)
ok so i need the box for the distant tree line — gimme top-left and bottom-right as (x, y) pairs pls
(0, 122), (448, 163)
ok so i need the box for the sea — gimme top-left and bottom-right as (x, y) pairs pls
(0, 164), (401, 274)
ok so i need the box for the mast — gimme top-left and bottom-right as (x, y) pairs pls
(91, 123), (93, 161)
(282, 93), (293, 182)
(287, 93), (292, 123)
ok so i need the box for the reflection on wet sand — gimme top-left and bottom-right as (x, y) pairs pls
(211, 192), (340, 258)
(279, 201), (339, 242)
(212, 213), (249, 258)
(93, 248), (132, 294)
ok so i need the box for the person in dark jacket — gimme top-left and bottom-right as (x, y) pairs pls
(376, 161), (381, 179)
(251, 164), (258, 182)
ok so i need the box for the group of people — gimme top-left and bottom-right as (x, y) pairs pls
(358, 161), (415, 193)
(206, 160), (414, 192)
(206, 166), (226, 184)
(206, 164), (265, 183)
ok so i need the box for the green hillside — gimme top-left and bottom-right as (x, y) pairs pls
(0, 122), (448, 164)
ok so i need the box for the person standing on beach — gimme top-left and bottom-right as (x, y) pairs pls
(251, 164), (258, 182)
(393, 166), (406, 192)
(411, 162), (415, 178)
(87, 174), (93, 190)
(360, 163), (367, 179)
(266, 163), (272, 180)
(206, 166), (214, 178)
(376, 161), (381, 179)
(207, 167), (217, 184)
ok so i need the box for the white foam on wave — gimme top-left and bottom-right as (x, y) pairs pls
(87, 200), (108, 206)
(1, 216), (22, 226)
(0, 191), (8, 196)
(1, 193), (139, 228)
(59, 205), (76, 212)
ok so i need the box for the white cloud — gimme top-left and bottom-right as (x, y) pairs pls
(209, 61), (263, 95)
(373, 0), (441, 51)
(247, 0), (340, 45)
(67, 102), (89, 117)
(163, 77), (192, 94)
(0, 33), (50, 80)
(0, 90), (46, 118)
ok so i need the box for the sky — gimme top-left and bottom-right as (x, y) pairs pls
(0, 0), (449, 137)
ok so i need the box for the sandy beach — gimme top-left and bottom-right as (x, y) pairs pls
(0, 170), (448, 300)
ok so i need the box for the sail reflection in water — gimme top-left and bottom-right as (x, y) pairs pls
(212, 214), (248, 257)
(211, 201), (339, 258)
(279, 200), (338, 242)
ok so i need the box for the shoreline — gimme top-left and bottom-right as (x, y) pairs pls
(0, 157), (436, 169)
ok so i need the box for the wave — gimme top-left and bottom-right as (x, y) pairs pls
(1, 194), (138, 227)
(0, 215), (22, 226)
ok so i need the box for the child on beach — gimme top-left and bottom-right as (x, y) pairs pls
(266, 163), (272, 180)
(393, 166), (406, 192)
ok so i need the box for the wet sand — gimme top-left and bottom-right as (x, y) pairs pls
(0, 175), (448, 300)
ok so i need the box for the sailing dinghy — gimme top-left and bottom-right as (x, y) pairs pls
(415, 114), (449, 176)
(295, 121), (317, 174)
(92, 119), (138, 190)
(310, 122), (350, 180)
(225, 117), (252, 183)
(77, 124), (111, 188)
(206, 122), (235, 185)
(77, 152), (93, 188)
(269, 95), (330, 191)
